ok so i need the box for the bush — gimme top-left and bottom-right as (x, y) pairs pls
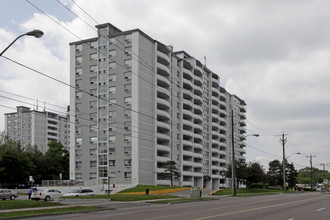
(250, 183), (269, 189)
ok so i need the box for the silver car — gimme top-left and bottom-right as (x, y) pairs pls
(0, 189), (19, 200)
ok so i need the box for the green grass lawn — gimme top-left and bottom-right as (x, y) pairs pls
(0, 200), (65, 210)
(61, 194), (179, 201)
(0, 206), (100, 219)
(119, 185), (183, 193)
(214, 188), (285, 196)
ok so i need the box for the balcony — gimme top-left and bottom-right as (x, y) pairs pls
(157, 62), (170, 75)
(157, 50), (171, 65)
(157, 121), (171, 131)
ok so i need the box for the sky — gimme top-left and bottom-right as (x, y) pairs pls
(1, 0), (330, 172)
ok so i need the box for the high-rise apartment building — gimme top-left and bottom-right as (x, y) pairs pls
(4, 106), (69, 152)
(69, 23), (246, 189)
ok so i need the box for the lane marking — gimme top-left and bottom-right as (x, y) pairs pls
(194, 196), (322, 220)
(316, 208), (325, 212)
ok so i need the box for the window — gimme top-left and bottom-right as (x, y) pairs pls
(124, 122), (131, 131)
(124, 109), (131, 117)
(109, 160), (115, 166)
(90, 89), (97, 96)
(124, 97), (132, 105)
(75, 103), (82, 111)
(99, 155), (107, 165)
(76, 56), (82, 64)
(109, 37), (116, 44)
(109, 86), (116, 94)
(124, 72), (132, 80)
(124, 84), (131, 92)
(90, 41), (97, 49)
(98, 167), (107, 178)
(124, 147), (131, 154)
(76, 138), (82, 145)
(90, 125), (97, 132)
(124, 59), (132, 67)
(76, 161), (82, 168)
(76, 44), (82, 52)
(90, 161), (97, 168)
(109, 74), (116, 81)
(109, 62), (116, 69)
(76, 91), (82, 99)
(124, 34), (132, 42)
(90, 101), (97, 109)
(90, 113), (96, 121)
(90, 65), (97, 72)
(75, 150), (82, 157)
(109, 111), (116, 118)
(125, 47), (132, 55)
(76, 173), (82, 179)
(90, 53), (97, 61)
(109, 123), (116, 131)
(90, 137), (97, 144)
(109, 135), (116, 143)
(124, 135), (132, 142)
(76, 126), (82, 134)
(90, 172), (97, 179)
(109, 172), (116, 178)
(109, 49), (116, 57)
(124, 159), (132, 167)
(109, 98), (116, 105)
(76, 68), (82, 75)
(125, 172), (132, 178)
(109, 148), (116, 155)
(90, 77), (97, 84)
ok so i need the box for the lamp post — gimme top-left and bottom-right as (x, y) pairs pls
(283, 152), (300, 192)
(0, 30), (44, 56)
(231, 111), (259, 197)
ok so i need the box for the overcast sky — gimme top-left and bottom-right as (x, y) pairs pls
(1, 0), (329, 171)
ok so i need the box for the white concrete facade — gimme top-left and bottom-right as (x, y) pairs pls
(69, 23), (247, 190)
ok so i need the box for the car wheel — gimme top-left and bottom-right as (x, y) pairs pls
(45, 196), (50, 201)
(2, 198), (6, 200)
(10, 195), (15, 200)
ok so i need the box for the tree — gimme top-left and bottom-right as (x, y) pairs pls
(245, 161), (266, 188)
(43, 141), (69, 180)
(267, 160), (282, 187)
(225, 158), (248, 189)
(286, 163), (298, 188)
(161, 160), (181, 186)
(0, 133), (34, 185)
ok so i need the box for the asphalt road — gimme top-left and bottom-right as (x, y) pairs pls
(23, 192), (330, 220)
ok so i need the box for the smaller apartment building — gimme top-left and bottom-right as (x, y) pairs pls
(4, 106), (69, 152)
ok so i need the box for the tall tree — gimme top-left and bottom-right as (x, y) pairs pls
(225, 158), (248, 189)
(267, 159), (282, 186)
(43, 141), (69, 180)
(286, 162), (298, 188)
(161, 160), (181, 186)
(245, 161), (266, 188)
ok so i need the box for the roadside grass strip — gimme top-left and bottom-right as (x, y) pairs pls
(0, 206), (101, 219)
(117, 187), (191, 195)
(0, 200), (65, 210)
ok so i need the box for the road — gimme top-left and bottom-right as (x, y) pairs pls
(23, 193), (330, 220)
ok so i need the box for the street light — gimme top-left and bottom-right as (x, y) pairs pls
(0, 30), (44, 56)
(231, 132), (259, 196)
(283, 152), (300, 192)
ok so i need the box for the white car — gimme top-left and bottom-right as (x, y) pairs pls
(31, 189), (62, 201)
(0, 189), (19, 200)
(63, 189), (94, 197)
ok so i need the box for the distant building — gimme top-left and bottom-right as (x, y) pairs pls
(4, 106), (69, 152)
(69, 22), (247, 189)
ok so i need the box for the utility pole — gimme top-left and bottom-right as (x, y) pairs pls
(280, 133), (287, 191)
(320, 163), (326, 181)
(306, 155), (316, 190)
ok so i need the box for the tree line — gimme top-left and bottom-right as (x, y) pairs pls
(225, 158), (330, 189)
(0, 133), (69, 188)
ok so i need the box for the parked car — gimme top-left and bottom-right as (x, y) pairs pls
(63, 189), (94, 197)
(31, 189), (62, 201)
(0, 189), (19, 200)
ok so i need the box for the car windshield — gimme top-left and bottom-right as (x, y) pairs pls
(71, 189), (82, 193)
